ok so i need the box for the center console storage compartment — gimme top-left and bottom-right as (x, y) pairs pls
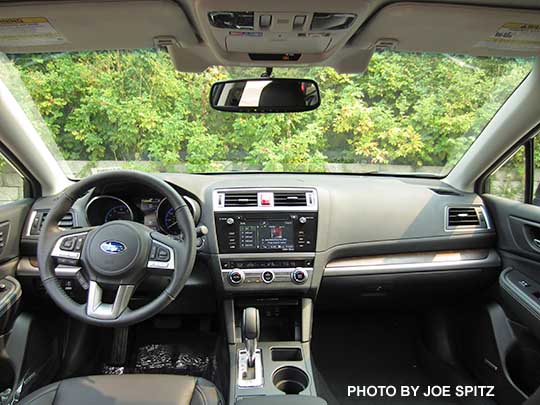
(271, 348), (302, 362)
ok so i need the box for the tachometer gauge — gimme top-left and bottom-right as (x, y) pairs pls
(105, 205), (133, 223)
(86, 196), (134, 226)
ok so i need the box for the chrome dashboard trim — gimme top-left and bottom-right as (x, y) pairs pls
(444, 205), (492, 233)
(24, 210), (38, 236)
(157, 195), (201, 232)
(17, 257), (80, 277)
(324, 249), (500, 276)
(218, 252), (316, 259)
(213, 188), (318, 212)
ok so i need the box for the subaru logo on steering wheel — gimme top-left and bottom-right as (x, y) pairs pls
(100, 240), (126, 254)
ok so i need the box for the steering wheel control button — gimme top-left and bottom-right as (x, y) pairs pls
(76, 271), (89, 290)
(262, 270), (275, 283)
(150, 244), (157, 260)
(57, 257), (79, 266)
(292, 269), (308, 284)
(229, 270), (244, 285)
(147, 240), (175, 270)
(53, 233), (89, 261)
(156, 247), (170, 262)
(61, 237), (75, 251)
(74, 236), (86, 252)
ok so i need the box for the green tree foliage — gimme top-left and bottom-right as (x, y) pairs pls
(10, 50), (532, 174)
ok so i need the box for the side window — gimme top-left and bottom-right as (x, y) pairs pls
(486, 145), (526, 203)
(0, 153), (26, 205)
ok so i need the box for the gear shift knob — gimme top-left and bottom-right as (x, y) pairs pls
(242, 307), (260, 367)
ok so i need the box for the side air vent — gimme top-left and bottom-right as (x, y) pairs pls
(446, 206), (489, 230)
(274, 192), (308, 206)
(224, 192), (258, 207)
(28, 210), (74, 236)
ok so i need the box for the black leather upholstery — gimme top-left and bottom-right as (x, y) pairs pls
(19, 374), (223, 405)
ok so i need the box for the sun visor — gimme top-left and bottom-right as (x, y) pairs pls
(0, 1), (200, 55)
(351, 2), (540, 57)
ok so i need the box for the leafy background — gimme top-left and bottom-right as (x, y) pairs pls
(3, 50), (533, 179)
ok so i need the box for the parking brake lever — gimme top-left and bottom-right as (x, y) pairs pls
(242, 307), (260, 368)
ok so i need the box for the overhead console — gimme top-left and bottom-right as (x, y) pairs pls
(207, 10), (356, 60)
(193, 0), (369, 66)
(213, 188), (318, 292)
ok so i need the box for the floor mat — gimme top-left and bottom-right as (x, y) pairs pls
(101, 328), (218, 384)
(312, 312), (496, 405)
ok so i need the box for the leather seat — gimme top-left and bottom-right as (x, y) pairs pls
(19, 374), (223, 405)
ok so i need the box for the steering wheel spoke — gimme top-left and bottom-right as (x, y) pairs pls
(87, 281), (135, 320)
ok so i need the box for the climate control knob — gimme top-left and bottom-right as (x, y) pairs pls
(229, 270), (244, 285)
(298, 216), (307, 224)
(261, 270), (275, 284)
(226, 217), (235, 225)
(291, 269), (308, 284)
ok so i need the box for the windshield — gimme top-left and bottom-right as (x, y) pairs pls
(0, 49), (533, 178)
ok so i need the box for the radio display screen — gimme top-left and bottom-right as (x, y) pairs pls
(239, 219), (294, 251)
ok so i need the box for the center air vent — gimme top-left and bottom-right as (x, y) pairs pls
(214, 189), (317, 211)
(28, 210), (74, 236)
(224, 192), (258, 207)
(446, 206), (489, 230)
(274, 192), (307, 206)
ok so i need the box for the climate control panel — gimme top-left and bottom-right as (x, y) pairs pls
(221, 258), (313, 290)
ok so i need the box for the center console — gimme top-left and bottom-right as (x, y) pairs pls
(213, 188), (324, 403)
(213, 188), (318, 292)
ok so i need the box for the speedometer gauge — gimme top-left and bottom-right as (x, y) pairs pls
(105, 205), (133, 223)
(157, 198), (181, 235)
(164, 207), (180, 234)
(157, 196), (199, 236)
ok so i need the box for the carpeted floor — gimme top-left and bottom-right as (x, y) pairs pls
(311, 312), (496, 405)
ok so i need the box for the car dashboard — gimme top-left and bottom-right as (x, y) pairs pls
(17, 173), (501, 312)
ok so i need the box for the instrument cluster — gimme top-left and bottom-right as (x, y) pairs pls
(85, 194), (200, 237)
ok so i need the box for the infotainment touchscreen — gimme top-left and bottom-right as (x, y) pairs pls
(239, 219), (295, 251)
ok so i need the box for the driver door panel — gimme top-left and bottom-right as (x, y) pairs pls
(0, 199), (33, 278)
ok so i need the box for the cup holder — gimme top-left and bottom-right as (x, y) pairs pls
(273, 366), (309, 395)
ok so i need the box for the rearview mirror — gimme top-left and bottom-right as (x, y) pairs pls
(210, 78), (320, 113)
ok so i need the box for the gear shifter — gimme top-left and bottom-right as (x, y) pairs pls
(242, 307), (260, 367)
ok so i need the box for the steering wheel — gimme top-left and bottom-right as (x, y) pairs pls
(37, 170), (197, 327)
